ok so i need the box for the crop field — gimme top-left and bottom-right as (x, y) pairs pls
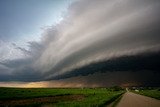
(0, 87), (124, 107)
(132, 88), (160, 100)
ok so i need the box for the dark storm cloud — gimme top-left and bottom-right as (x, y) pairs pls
(42, 0), (160, 80)
(0, 58), (42, 81)
(47, 50), (160, 80)
(47, 71), (160, 87)
(0, 0), (160, 86)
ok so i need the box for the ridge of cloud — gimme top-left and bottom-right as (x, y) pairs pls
(0, 0), (160, 83)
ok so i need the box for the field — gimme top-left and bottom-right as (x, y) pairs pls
(132, 88), (160, 100)
(0, 87), (124, 107)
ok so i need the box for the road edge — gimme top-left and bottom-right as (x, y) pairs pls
(106, 92), (125, 107)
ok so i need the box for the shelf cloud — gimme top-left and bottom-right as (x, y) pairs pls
(0, 0), (160, 86)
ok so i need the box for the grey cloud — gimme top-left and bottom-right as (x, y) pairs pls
(46, 50), (160, 80)
(0, 58), (42, 81)
(0, 0), (160, 84)
(41, 0), (160, 78)
(0, 70), (159, 87)
(78, 70), (159, 87)
(0, 64), (12, 75)
(16, 47), (31, 56)
(27, 41), (44, 57)
(48, 71), (160, 87)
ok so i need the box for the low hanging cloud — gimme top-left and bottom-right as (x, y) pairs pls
(0, 0), (160, 86)
(38, 0), (160, 80)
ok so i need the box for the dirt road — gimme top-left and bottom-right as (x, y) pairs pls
(116, 91), (160, 107)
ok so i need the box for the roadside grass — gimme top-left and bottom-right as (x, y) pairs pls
(132, 89), (160, 100)
(55, 91), (123, 107)
(106, 93), (124, 107)
(0, 87), (124, 106)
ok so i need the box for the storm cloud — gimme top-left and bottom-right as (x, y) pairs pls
(0, 0), (160, 86)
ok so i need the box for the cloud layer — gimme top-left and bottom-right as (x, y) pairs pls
(0, 0), (160, 86)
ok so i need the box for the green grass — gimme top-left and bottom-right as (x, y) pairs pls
(56, 90), (123, 107)
(0, 87), (124, 106)
(132, 89), (160, 100)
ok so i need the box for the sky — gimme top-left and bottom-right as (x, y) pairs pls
(0, 0), (160, 87)
(0, 0), (70, 41)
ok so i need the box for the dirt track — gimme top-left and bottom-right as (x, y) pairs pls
(116, 91), (160, 107)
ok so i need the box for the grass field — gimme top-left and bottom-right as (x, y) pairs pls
(132, 88), (160, 100)
(0, 87), (124, 107)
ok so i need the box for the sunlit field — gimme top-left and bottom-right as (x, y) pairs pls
(0, 87), (124, 107)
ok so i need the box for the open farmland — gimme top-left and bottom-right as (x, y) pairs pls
(0, 87), (124, 107)
(132, 88), (160, 100)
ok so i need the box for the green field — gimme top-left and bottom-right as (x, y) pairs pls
(132, 89), (160, 100)
(0, 87), (124, 107)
